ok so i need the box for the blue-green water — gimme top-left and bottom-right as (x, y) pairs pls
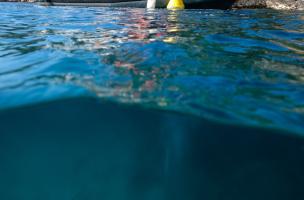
(1, 3), (304, 133)
(0, 3), (304, 200)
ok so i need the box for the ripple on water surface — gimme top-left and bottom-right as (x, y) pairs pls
(0, 3), (304, 134)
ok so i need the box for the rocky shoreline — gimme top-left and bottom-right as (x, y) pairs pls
(232, 0), (304, 10)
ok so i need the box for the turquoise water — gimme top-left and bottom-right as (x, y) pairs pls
(0, 3), (304, 200)
(0, 3), (304, 134)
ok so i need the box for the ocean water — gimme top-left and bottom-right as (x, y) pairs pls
(0, 3), (304, 200)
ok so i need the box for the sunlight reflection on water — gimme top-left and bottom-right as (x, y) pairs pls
(0, 3), (304, 134)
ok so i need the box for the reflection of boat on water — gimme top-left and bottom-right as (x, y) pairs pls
(38, 0), (235, 9)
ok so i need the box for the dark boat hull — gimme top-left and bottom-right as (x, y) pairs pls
(38, 0), (231, 8)
(39, 0), (147, 7)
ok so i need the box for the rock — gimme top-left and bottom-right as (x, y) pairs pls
(184, 0), (304, 10)
(232, 0), (304, 10)
(266, 0), (304, 10)
(232, 0), (267, 8)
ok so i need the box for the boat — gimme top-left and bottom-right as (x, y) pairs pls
(38, 0), (236, 9)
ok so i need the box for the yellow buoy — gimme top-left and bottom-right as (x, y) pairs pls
(167, 0), (185, 9)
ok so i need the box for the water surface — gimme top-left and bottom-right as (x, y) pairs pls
(0, 3), (304, 133)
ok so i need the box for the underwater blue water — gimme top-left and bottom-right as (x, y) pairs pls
(1, 3), (304, 200)
(0, 3), (304, 134)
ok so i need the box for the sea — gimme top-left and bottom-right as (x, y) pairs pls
(0, 3), (304, 200)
